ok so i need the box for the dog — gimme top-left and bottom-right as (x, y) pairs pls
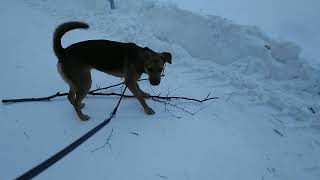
(53, 22), (172, 120)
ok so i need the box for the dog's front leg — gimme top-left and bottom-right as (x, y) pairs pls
(127, 83), (155, 114)
(125, 66), (155, 115)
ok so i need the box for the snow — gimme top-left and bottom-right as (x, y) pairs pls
(1, 0), (320, 179)
(162, 0), (320, 65)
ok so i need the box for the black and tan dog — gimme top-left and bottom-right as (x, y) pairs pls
(53, 22), (172, 120)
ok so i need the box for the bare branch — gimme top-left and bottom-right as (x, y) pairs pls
(91, 128), (114, 152)
(273, 129), (284, 137)
(129, 132), (140, 136)
(151, 93), (218, 103)
(1, 77), (158, 103)
(3, 90), (218, 104)
(2, 92), (67, 103)
(152, 98), (193, 115)
(2, 75), (218, 118)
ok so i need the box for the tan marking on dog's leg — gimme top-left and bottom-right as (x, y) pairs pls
(66, 87), (85, 108)
(74, 89), (90, 121)
(58, 62), (74, 104)
(67, 87), (76, 105)
(73, 70), (92, 121)
(58, 62), (78, 107)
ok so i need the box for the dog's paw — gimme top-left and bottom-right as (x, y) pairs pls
(79, 114), (91, 121)
(145, 107), (155, 115)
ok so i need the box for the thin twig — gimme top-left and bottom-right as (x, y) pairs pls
(153, 98), (194, 115)
(155, 97), (182, 118)
(151, 93), (218, 103)
(90, 76), (163, 93)
(190, 102), (214, 115)
(24, 132), (30, 139)
(91, 128), (114, 152)
(89, 92), (134, 97)
(273, 129), (284, 137)
(90, 82), (124, 93)
(129, 132), (140, 136)
(309, 107), (316, 114)
(225, 92), (234, 102)
(156, 174), (168, 179)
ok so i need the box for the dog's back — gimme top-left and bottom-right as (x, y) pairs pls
(64, 40), (130, 72)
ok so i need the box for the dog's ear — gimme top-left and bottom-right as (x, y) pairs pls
(160, 52), (172, 64)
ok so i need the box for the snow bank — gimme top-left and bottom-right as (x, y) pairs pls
(24, 0), (320, 122)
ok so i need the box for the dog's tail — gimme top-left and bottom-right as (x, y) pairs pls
(53, 21), (89, 60)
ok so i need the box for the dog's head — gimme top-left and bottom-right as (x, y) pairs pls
(141, 48), (172, 86)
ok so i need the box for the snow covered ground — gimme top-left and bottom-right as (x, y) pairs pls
(1, 0), (320, 179)
(162, 0), (320, 66)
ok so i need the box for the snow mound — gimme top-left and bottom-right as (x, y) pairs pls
(24, 0), (320, 123)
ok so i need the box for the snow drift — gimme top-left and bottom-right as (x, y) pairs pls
(1, 0), (319, 179)
(24, 0), (320, 122)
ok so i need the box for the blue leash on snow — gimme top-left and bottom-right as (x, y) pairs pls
(15, 86), (127, 180)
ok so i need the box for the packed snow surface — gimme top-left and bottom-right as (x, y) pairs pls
(1, 0), (319, 179)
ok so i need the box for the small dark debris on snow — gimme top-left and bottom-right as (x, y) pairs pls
(129, 132), (140, 136)
(267, 167), (276, 175)
(24, 131), (30, 139)
(265, 44), (271, 50)
(273, 129), (284, 137)
(156, 174), (168, 179)
(308, 107), (316, 114)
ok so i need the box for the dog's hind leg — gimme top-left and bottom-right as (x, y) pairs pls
(67, 86), (87, 108)
(73, 69), (92, 121)
(74, 88), (90, 120)
(58, 62), (79, 107)
(67, 86), (76, 105)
